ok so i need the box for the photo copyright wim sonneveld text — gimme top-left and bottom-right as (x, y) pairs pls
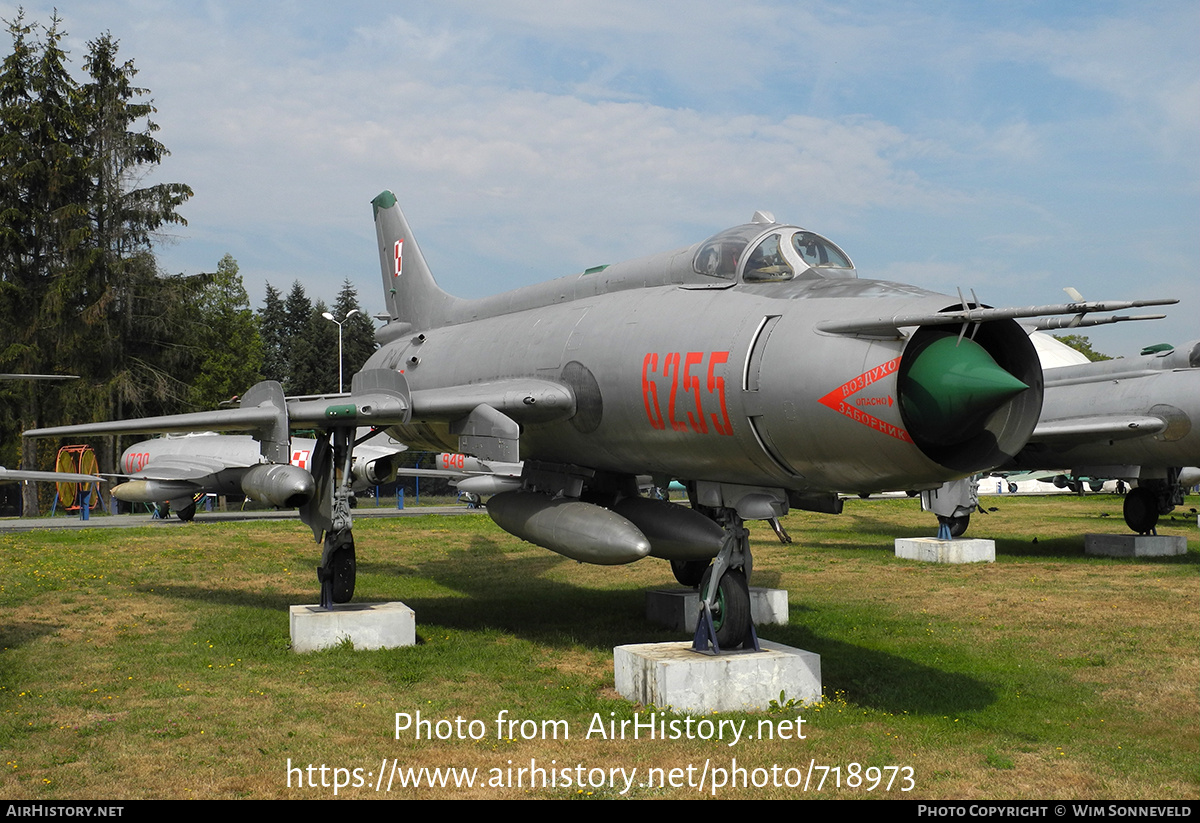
(284, 710), (915, 795)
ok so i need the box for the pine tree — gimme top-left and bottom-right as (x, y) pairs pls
(289, 299), (338, 395)
(332, 278), (377, 379)
(258, 283), (287, 384)
(1, 15), (194, 512)
(0, 13), (90, 515)
(187, 255), (262, 409)
(283, 281), (313, 394)
(76, 31), (193, 423)
(0, 13), (40, 473)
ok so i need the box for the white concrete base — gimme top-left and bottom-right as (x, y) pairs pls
(895, 537), (995, 564)
(645, 587), (788, 632)
(1084, 533), (1188, 557)
(614, 640), (821, 713)
(289, 602), (416, 652)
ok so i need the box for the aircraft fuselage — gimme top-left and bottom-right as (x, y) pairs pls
(370, 273), (1039, 495)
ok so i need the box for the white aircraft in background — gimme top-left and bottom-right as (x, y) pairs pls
(112, 430), (404, 521)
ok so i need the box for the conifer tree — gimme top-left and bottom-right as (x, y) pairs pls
(0, 13), (90, 514)
(76, 31), (193, 423)
(332, 278), (377, 380)
(259, 282), (289, 384)
(289, 299), (338, 395)
(282, 281), (313, 394)
(187, 255), (262, 410)
(1, 15), (193, 512)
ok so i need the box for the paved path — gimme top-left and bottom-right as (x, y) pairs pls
(0, 505), (486, 532)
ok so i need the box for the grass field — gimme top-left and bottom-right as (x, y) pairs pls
(1, 494), (1196, 799)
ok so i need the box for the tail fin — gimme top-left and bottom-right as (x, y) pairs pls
(371, 191), (462, 333)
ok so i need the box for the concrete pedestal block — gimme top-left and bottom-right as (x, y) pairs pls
(614, 640), (820, 713)
(289, 602), (416, 652)
(895, 537), (995, 564)
(645, 587), (789, 632)
(1084, 533), (1187, 557)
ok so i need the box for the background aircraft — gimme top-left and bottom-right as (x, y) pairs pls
(920, 332), (1199, 535)
(1008, 337), (1200, 533)
(26, 192), (1175, 650)
(111, 430), (405, 520)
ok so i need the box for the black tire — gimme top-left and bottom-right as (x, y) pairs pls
(329, 536), (357, 603)
(949, 513), (970, 537)
(699, 566), (751, 649)
(670, 559), (707, 588)
(938, 513), (970, 537)
(1123, 487), (1158, 533)
(175, 501), (197, 522)
(1008, 483), (1018, 494)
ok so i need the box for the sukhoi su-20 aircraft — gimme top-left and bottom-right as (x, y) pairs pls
(27, 192), (1175, 650)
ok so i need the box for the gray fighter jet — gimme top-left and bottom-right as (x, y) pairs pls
(26, 192), (1176, 649)
(110, 430), (404, 520)
(1008, 339), (1200, 533)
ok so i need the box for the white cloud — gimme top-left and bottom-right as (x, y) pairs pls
(2, 0), (1193, 357)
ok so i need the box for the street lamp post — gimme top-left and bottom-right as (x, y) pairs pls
(321, 309), (359, 393)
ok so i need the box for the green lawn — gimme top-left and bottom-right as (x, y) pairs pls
(1, 493), (1196, 799)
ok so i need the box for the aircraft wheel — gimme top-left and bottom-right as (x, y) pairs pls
(670, 559), (707, 588)
(939, 513), (970, 537)
(951, 514), (970, 537)
(326, 531), (357, 603)
(175, 502), (197, 522)
(700, 566), (751, 649)
(1008, 483), (1018, 494)
(1123, 487), (1158, 534)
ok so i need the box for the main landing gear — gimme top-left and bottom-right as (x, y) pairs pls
(1122, 471), (1185, 535)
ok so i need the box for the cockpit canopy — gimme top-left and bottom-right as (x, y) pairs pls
(693, 221), (855, 283)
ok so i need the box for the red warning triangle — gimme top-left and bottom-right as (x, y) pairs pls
(817, 357), (913, 443)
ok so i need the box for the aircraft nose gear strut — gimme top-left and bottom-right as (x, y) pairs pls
(692, 511), (759, 654)
(306, 425), (361, 609)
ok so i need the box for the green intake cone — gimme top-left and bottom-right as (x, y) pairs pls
(901, 335), (1029, 447)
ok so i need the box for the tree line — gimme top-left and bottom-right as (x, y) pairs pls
(1, 14), (376, 513)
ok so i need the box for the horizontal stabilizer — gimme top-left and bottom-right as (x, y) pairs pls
(0, 374), (79, 381)
(27, 372), (412, 442)
(0, 467), (101, 484)
(24, 404), (282, 439)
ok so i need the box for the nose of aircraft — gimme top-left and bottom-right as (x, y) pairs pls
(899, 335), (1030, 447)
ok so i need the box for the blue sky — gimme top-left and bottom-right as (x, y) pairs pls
(5, 0), (1197, 356)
